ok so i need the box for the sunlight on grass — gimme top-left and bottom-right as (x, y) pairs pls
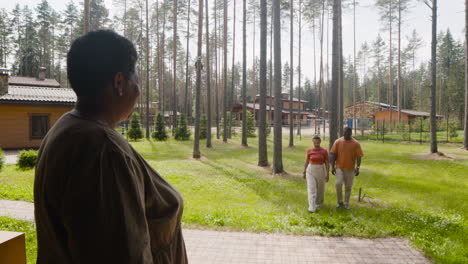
(0, 136), (467, 263)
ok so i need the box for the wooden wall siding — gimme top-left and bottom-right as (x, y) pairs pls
(373, 111), (410, 124)
(344, 103), (385, 119)
(282, 101), (304, 110)
(0, 104), (73, 149)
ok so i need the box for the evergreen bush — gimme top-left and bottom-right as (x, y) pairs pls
(127, 112), (144, 141)
(17, 150), (38, 170)
(0, 148), (4, 172)
(448, 121), (459, 139)
(200, 115), (208, 140)
(152, 113), (168, 141)
(174, 114), (191, 140)
(246, 111), (256, 137)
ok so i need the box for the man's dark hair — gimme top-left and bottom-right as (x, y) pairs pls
(67, 30), (138, 97)
(313, 136), (321, 141)
(344, 127), (352, 133)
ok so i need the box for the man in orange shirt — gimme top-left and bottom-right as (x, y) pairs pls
(330, 127), (364, 209)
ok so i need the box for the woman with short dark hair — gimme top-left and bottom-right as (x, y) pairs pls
(303, 136), (330, 212)
(34, 30), (187, 263)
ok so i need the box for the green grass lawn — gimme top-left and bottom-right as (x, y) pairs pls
(1, 135), (467, 263)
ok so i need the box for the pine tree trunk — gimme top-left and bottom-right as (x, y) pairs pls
(161, 0), (167, 115)
(289, 0), (294, 147)
(389, 2), (393, 128)
(223, 0), (228, 142)
(273, 0), (283, 173)
(258, 0), (269, 166)
(185, 0), (191, 117)
(464, 0), (468, 150)
(329, 0), (340, 150)
(269, 6), (273, 130)
(215, 0), (220, 139)
(319, 0), (325, 137)
(84, 0), (90, 33)
(430, 0), (438, 153)
(146, 0), (150, 139)
(353, 0), (356, 135)
(157, 2), (163, 114)
(173, 0), (178, 130)
(229, 0), (237, 139)
(193, 0), (204, 158)
(206, 0), (212, 148)
(297, 0), (302, 137)
(242, 0), (248, 146)
(397, 0), (402, 122)
(338, 0), (343, 137)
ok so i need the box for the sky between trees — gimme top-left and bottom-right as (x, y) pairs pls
(1, 0), (464, 82)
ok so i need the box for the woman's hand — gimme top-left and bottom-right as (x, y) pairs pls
(325, 173), (329, 182)
(303, 171), (306, 179)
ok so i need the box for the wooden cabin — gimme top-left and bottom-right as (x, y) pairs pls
(231, 93), (314, 126)
(0, 68), (75, 149)
(372, 109), (443, 125)
(345, 101), (396, 120)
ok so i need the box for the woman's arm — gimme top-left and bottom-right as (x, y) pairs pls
(303, 153), (309, 179)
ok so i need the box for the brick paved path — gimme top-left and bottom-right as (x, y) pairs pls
(0, 200), (430, 263)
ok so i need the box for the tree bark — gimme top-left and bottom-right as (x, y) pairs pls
(319, 0), (325, 137)
(193, 0), (204, 158)
(242, 0), (248, 146)
(185, 0), (191, 117)
(206, 0), (212, 148)
(397, 0), (402, 122)
(173, 0), (178, 130)
(229, 0), (237, 139)
(84, 0), (90, 33)
(146, 0), (150, 139)
(223, 0), (228, 142)
(272, 0), (283, 173)
(338, 0), (343, 136)
(329, 0), (340, 150)
(353, 0), (356, 135)
(289, 0), (294, 147)
(389, 2), (393, 128)
(297, 0), (302, 137)
(430, 0), (438, 153)
(215, 0), (220, 139)
(464, 0), (468, 150)
(258, 0), (269, 166)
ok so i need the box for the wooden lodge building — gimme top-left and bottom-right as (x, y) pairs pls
(0, 68), (76, 149)
(231, 93), (316, 126)
(372, 109), (443, 124)
(345, 101), (443, 126)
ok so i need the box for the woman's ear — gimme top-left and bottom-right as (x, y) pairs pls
(114, 72), (125, 96)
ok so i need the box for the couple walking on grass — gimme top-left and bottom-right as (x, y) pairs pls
(303, 127), (364, 212)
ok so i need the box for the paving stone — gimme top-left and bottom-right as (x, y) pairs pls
(0, 200), (431, 263)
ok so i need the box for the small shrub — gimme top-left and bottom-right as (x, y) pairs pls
(127, 112), (144, 141)
(448, 121), (459, 139)
(17, 150), (38, 170)
(200, 115), (208, 140)
(174, 114), (191, 140)
(0, 148), (4, 171)
(152, 112), (168, 141)
(397, 123), (410, 141)
(246, 111), (256, 138)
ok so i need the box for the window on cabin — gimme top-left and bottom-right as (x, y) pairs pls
(31, 115), (49, 139)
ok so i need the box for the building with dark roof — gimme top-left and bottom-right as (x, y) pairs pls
(0, 68), (76, 149)
(230, 93), (314, 126)
(372, 108), (443, 125)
